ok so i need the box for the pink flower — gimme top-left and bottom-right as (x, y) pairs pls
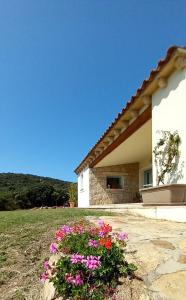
(65, 273), (73, 284)
(49, 243), (58, 253)
(98, 219), (105, 226)
(65, 273), (83, 286)
(88, 239), (98, 248)
(118, 232), (128, 241)
(84, 255), (101, 270)
(60, 225), (72, 234)
(70, 254), (101, 270)
(44, 260), (49, 270)
(74, 273), (83, 285)
(40, 272), (49, 283)
(98, 231), (105, 238)
(72, 225), (85, 234)
(70, 253), (85, 264)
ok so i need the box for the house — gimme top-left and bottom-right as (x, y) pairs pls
(75, 46), (186, 208)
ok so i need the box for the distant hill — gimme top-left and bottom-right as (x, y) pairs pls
(0, 173), (74, 210)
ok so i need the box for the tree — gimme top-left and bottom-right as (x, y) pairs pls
(0, 173), (73, 210)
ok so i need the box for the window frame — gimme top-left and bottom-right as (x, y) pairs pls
(80, 173), (84, 191)
(106, 176), (124, 189)
(143, 168), (152, 188)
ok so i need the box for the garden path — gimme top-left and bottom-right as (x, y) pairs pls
(88, 214), (186, 300)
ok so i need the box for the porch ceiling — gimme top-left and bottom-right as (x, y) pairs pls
(95, 120), (152, 167)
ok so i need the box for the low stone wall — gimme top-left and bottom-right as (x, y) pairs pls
(89, 163), (139, 205)
(41, 254), (61, 300)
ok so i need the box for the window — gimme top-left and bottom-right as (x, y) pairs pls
(144, 169), (152, 187)
(106, 176), (124, 189)
(80, 173), (84, 191)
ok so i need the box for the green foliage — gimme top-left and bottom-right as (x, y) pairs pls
(43, 221), (137, 300)
(0, 173), (74, 210)
(153, 131), (181, 185)
(67, 183), (77, 204)
(0, 209), (114, 300)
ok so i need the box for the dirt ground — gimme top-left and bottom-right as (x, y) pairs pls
(0, 208), (113, 300)
(2, 210), (186, 300)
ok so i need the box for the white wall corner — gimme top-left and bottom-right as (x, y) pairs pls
(78, 167), (90, 208)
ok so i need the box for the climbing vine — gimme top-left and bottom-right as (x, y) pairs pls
(153, 131), (181, 185)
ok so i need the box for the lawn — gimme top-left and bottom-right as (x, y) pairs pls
(0, 208), (113, 300)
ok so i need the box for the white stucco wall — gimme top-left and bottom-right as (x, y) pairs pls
(77, 168), (90, 207)
(152, 68), (186, 186)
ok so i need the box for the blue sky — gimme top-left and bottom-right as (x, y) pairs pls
(0, 1), (186, 182)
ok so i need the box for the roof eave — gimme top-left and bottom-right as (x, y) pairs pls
(75, 46), (186, 175)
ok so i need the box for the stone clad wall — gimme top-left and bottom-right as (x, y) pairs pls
(89, 163), (139, 205)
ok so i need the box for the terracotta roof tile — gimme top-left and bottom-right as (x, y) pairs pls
(75, 46), (186, 174)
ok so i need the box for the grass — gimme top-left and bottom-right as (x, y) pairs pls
(0, 208), (113, 300)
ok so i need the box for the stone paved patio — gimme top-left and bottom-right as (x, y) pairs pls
(88, 214), (186, 300)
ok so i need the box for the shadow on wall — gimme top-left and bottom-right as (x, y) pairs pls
(153, 69), (186, 108)
(168, 160), (185, 184)
(155, 139), (184, 185)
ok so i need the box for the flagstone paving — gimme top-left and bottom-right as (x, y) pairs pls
(43, 214), (186, 300)
(88, 214), (186, 300)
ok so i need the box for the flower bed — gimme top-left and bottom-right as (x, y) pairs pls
(41, 219), (137, 300)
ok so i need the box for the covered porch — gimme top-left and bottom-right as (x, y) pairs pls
(89, 119), (152, 205)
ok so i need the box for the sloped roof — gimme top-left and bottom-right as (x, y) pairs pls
(75, 46), (186, 174)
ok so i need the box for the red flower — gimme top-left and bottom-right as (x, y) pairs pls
(55, 230), (65, 241)
(99, 238), (105, 247)
(104, 238), (112, 249)
(101, 224), (112, 234)
(99, 238), (112, 249)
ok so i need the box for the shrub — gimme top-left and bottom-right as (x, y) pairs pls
(153, 130), (181, 185)
(41, 220), (137, 300)
(67, 183), (77, 206)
